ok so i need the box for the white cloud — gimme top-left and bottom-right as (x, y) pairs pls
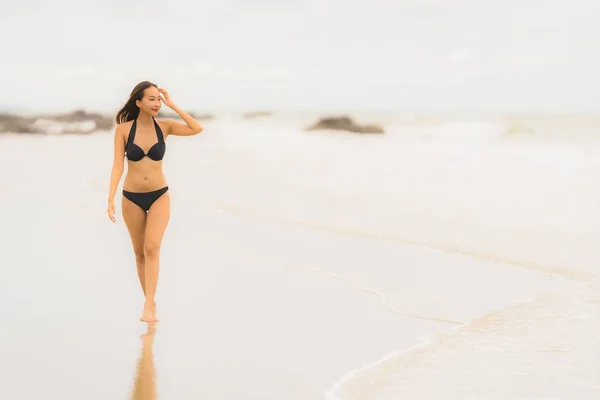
(0, 0), (597, 112)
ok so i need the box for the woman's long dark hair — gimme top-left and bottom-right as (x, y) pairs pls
(115, 81), (158, 124)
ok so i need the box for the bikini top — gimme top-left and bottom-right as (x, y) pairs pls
(125, 118), (166, 162)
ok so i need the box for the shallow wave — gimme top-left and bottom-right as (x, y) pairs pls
(167, 116), (598, 399)
(327, 277), (600, 400)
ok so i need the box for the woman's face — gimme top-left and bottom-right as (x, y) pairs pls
(136, 86), (161, 116)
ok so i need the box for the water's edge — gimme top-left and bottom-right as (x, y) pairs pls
(324, 270), (587, 399)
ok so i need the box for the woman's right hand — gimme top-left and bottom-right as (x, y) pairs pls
(107, 199), (116, 223)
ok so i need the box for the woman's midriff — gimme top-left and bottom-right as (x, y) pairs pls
(123, 160), (168, 192)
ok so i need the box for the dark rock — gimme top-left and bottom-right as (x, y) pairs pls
(0, 113), (37, 133)
(0, 109), (113, 134)
(306, 116), (385, 134)
(46, 109), (114, 131)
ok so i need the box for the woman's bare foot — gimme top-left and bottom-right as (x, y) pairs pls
(140, 302), (158, 322)
(141, 322), (157, 340)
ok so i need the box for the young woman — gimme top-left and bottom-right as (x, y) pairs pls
(107, 81), (203, 322)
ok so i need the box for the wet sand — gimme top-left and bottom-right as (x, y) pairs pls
(0, 129), (588, 399)
(0, 193), (558, 399)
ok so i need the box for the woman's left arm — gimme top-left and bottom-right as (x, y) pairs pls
(159, 88), (203, 137)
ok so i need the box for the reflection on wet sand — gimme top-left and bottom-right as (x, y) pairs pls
(131, 323), (157, 400)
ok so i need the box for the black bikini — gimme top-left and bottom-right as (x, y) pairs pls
(125, 118), (166, 162)
(122, 118), (169, 212)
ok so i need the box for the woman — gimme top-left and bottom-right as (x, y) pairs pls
(107, 81), (203, 322)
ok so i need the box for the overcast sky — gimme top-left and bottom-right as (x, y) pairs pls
(1, 0), (597, 113)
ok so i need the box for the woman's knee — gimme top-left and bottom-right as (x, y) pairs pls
(134, 248), (145, 263)
(143, 241), (160, 258)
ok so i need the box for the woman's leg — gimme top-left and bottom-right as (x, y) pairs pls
(141, 192), (170, 322)
(122, 196), (148, 295)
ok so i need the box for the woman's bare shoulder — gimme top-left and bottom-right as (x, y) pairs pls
(116, 120), (134, 129)
(114, 120), (133, 141)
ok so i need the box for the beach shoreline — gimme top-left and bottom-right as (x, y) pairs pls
(0, 114), (597, 399)
(329, 275), (598, 399)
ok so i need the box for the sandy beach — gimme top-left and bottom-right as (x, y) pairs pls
(1, 113), (599, 399)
